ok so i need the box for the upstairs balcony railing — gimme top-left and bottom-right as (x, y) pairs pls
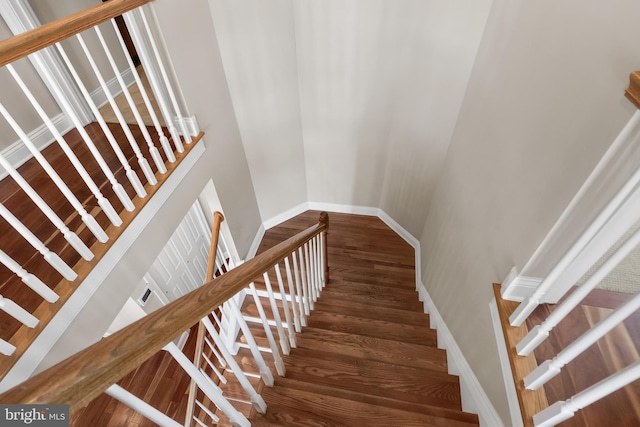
(0, 0), (201, 377)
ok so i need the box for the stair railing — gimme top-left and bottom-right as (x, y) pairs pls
(0, 0), (198, 376)
(0, 212), (329, 427)
(495, 73), (640, 427)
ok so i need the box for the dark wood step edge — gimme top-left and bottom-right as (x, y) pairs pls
(492, 283), (548, 427)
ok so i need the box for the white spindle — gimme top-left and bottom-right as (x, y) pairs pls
(304, 243), (316, 305)
(248, 282), (286, 376)
(201, 352), (227, 385)
(319, 232), (326, 287)
(311, 238), (320, 299)
(163, 342), (250, 427)
(195, 400), (220, 424)
(274, 264), (296, 347)
(210, 311), (224, 332)
(0, 103), (108, 243)
(75, 33), (157, 186)
(204, 336), (227, 368)
(0, 250), (58, 303)
(0, 338), (16, 356)
(25, 51), (135, 213)
(0, 203), (76, 281)
(105, 384), (182, 427)
(200, 317), (267, 413)
(534, 361), (640, 427)
(6, 64), (122, 227)
(227, 298), (274, 386)
(526, 290), (640, 390)
(0, 295), (38, 328)
(517, 225), (640, 356)
(139, 7), (191, 143)
(122, 10), (183, 153)
(262, 271), (290, 356)
(0, 153), (92, 261)
(297, 248), (311, 315)
(54, 42), (147, 199)
(284, 256), (302, 332)
(94, 26), (166, 175)
(110, 19), (175, 164)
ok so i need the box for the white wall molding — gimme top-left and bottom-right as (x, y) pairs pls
(500, 266), (543, 302)
(0, 112), (74, 179)
(0, 140), (207, 392)
(490, 298), (524, 427)
(418, 282), (505, 427)
(90, 67), (136, 109)
(246, 224), (265, 260)
(263, 202), (309, 231)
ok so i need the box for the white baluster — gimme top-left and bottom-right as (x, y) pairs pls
(304, 243), (316, 305)
(296, 248), (311, 315)
(284, 256), (302, 332)
(200, 317), (267, 413)
(0, 101), (107, 242)
(526, 290), (640, 390)
(0, 338), (16, 356)
(139, 7), (191, 143)
(0, 203), (76, 281)
(319, 233), (326, 287)
(204, 336), (227, 368)
(0, 153), (92, 261)
(54, 42), (146, 199)
(110, 19), (175, 164)
(227, 297), (274, 386)
(292, 251), (309, 323)
(6, 64), (122, 227)
(248, 282), (286, 376)
(0, 295), (38, 328)
(122, 10), (183, 152)
(94, 25), (166, 175)
(517, 225), (640, 356)
(202, 352), (227, 385)
(210, 311), (224, 332)
(24, 50), (135, 212)
(310, 239), (320, 300)
(75, 33), (157, 186)
(0, 250), (58, 303)
(105, 384), (182, 427)
(163, 342), (250, 427)
(195, 400), (220, 424)
(274, 263), (296, 347)
(313, 236), (321, 297)
(262, 271), (290, 356)
(534, 361), (640, 427)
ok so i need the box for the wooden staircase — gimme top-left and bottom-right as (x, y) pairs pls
(238, 211), (479, 427)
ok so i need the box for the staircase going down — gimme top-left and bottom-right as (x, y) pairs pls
(240, 211), (479, 427)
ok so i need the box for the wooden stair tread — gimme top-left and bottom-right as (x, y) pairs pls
(312, 298), (430, 326)
(253, 383), (478, 427)
(295, 327), (448, 372)
(282, 347), (462, 409)
(305, 310), (437, 347)
(319, 286), (424, 311)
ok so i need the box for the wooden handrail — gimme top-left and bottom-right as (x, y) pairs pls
(625, 71), (640, 110)
(0, 212), (329, 411)
(0, 0), (152, 68)
(185, 211), (225, 424)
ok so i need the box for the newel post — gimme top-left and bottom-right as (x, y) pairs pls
(319, 211), (329, 284)
(625, 71), (640, 109)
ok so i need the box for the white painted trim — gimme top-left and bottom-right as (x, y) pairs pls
(307, 201), (379, 217)
(500, 267), (542, 302)
(263, 202), (309, 230)
(246, 224), (265, 260)
(0, 112), (74, 179)
(490, 298), (525, 427)
(0, 140), (207, 392)
(174, 115), (200, 137)
(90, 67), (136, 109)
(418, 282), (505, 427)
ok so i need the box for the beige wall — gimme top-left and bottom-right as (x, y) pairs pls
(420, 0), (640, 422)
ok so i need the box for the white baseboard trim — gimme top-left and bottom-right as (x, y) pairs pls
(263, 202), (309, 231)
(500, 267), (542, 302)
(246, 223), (265, 260)
(490, 298), (524, 427)
(0, 140), (207, 392)
(418, 281), (504, 427)
(90, 67), (135, 109)
(0, 112), (74, 180)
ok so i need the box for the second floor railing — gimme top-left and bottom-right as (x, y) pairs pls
(0, 0), (200, 376)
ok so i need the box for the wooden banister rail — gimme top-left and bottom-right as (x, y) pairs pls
(185, 211), (225, 424)
(0, 212), (329, 412)
(625, 71), (640, 110)
(0, 0), (152, 68)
